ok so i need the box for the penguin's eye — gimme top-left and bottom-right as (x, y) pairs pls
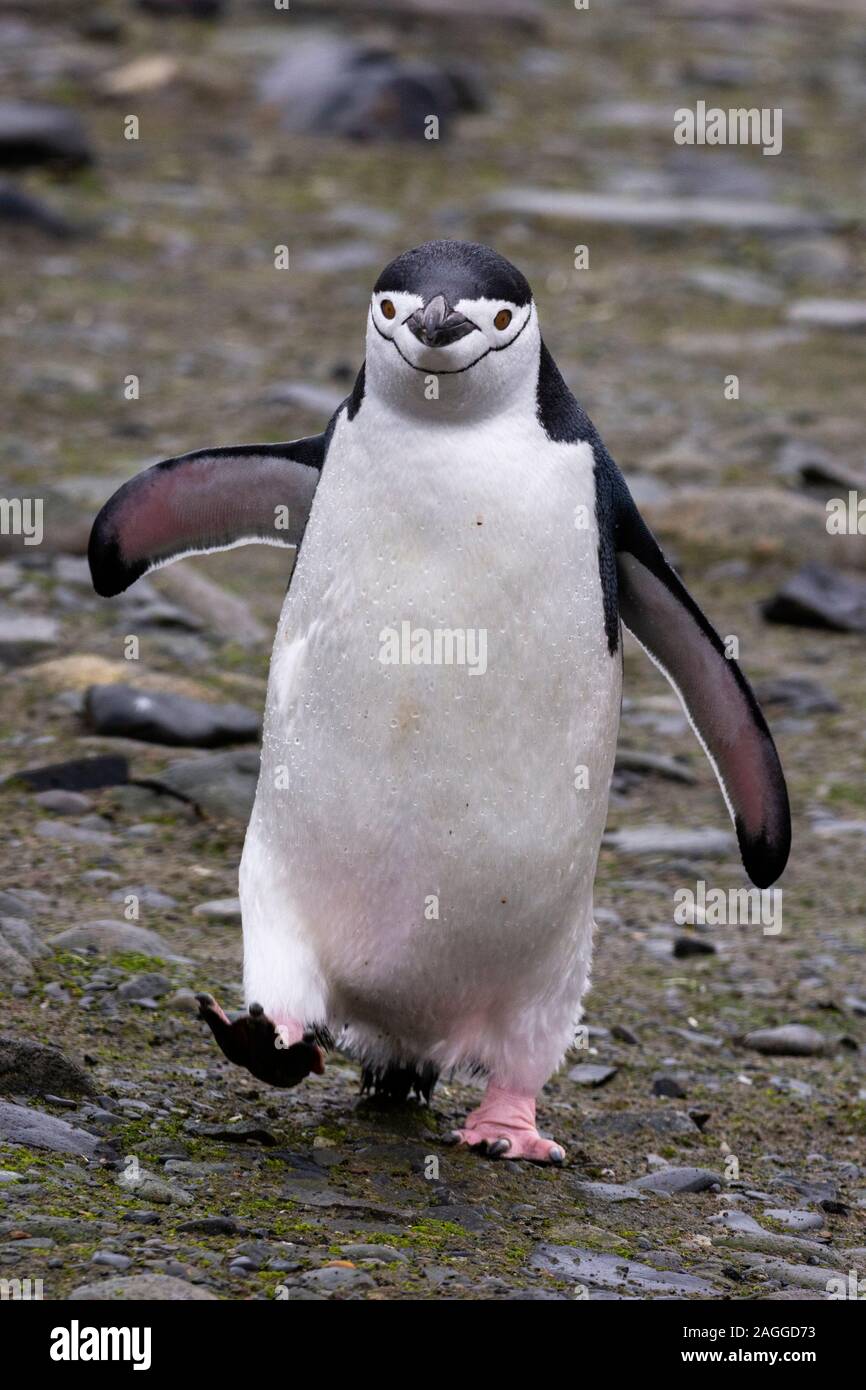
(380, 299), (396, 320)
(494, 308), (512, 331)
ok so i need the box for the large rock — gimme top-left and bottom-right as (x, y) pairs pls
(0, 1037), (96, 1097)
(153, 748), (260, 820)
(49, 920), (180, 960)
(0, 101), (92, 171)
(85, 684), (260, 748)
(260, 36), (483, 142)
(742, 1024), (833, 1057)
(685, 266), (782, 307)
(531, 1244), (718, 1296)
(0, 890), (34, 918)
(0, 935), (32, 983)
(788, 299), (866, 330)
(192, 898), (241, 921)
(582, 1109), (698, 1141)
(116, 1163), (193, 1206)
(629, 1167), (721, 1196)
(753, 676), (840, 715)
(603, 825), (735, 859)
(8, 754), (128, 793)
(116, 972), (172, 1001)
(0, 182), (75, 238)
(153, 567), (267, 648)
(0, 1099), (100, 1157)
(36, 819), (117, 847)
(485, 187), (833, 233)
(0, 916), (45, 961)
(69, 1273), (217, 1300)
(0, 609), (59, 663)
(762, 566), (866, 634)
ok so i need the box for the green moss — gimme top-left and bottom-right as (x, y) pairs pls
(108, 952), (168, 973)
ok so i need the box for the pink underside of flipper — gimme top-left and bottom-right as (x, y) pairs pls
(453, 1081), (565, 1164)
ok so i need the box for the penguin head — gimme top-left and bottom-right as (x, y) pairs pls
(365, 240), (539, 418)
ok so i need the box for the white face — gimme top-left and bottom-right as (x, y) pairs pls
(369, 289), (534, 376)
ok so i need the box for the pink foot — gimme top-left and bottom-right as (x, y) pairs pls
(449, 1082), (566, 1165)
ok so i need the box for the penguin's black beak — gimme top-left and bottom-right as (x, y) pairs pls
(406, 294), (476, 348)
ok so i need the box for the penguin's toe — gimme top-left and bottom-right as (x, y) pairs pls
(487, 1137), (512, 1158)
(448, 1124), (566, 1165)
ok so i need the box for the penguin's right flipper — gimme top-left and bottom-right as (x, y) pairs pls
(195, 994), (324, 1088)
(89, 437), (325, 597)
(609, 486), (791, 890)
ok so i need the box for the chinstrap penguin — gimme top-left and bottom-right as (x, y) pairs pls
(89, 239), (791, 1163)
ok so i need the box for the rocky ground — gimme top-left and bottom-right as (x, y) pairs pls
(1, 0), (865, 1301)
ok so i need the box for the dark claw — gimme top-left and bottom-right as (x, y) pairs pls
(487, 1138), (511, 1158)
(196, 992), (322, 1088)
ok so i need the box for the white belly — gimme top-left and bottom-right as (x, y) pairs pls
(240, 405), (621, 1088)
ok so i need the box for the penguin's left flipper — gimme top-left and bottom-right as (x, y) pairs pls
(89, 438), (325, 597)
(612, 492), (791, 890)
(195, 994), (324, 1088)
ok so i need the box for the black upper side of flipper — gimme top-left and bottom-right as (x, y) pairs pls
(88, 435), (329, 599)
(536, 342), (620, 653)
(536, 340), (791, 888)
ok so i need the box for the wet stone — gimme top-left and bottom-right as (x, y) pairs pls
(260, 36), (483, 143)
(8, 755), (129, 794)
(152, 749), (260, 821)
(743, 1025), (832, 1057)
(583, 1109), (698, 1141)
(49, 920), (180, 959)
(0, 101), (92, 170)
(603, 824), (735, 859)
(299, 1265), (376, 1293)
(673, 935), (716, 959)
(110, 885), (177, 911)
(33, 789), (93, 815)
(787, 299), (866, 330)
(339, 1243), (408, 1264)
(569, 1180), (647, 1203)
(762, 1208), (825, 1232)
(652, 1075), (687, 1099)
(0, 1100), (101, 1158)
(753, 676), (840, 715)
(69, 1273), (218, 1300)
(177, 1216), (241, 1235)
(568, 1064), (618, 1088)
(0, 916), (44, 961)
(0, 609), (59, 662)
(116, 973), (172, 1002)
(36, 819), (116, 847)
(531, 1244), (719, 1297)
(629, 1167), (721, 1196)
(763, 565), (866, 635)
(115, 1165), (194, 1206)
(192, 898), (242, 921)
(85, 684), (260, 749)
(91, 1250), (132, 1270)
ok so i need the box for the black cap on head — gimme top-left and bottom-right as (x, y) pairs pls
(374, 239), (532, 307)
